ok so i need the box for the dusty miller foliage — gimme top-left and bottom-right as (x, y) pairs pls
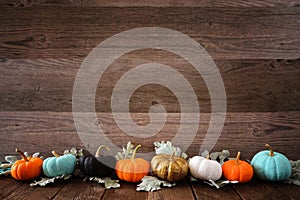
(154, 141), (188, 159)
(115, 141), (135, 160)
(137, 176), (175, 192)
(285, 160), (300, 186)
(201, 149), (232, 165)
(89, 177), (120, 189)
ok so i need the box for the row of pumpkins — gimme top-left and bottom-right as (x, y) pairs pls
(10, 144), (291, 184)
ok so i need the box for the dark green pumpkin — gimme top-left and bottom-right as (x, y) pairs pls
(78, 145), (116, 177)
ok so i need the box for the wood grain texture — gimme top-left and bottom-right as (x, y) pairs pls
(273, 183), (300, 200)
(232, 179), (292, 200)
(2, 0), (299, 8)
(102, 181), (147, 200)
(0, 177), (25, 199)
(1, 176), (298, 200)
(52, 178), (106, 200)
(191, 181), (241, 200)
(0, 111), (299, 161)
(147, 181), (195, 200)
(1, 178), (66, 200)
(1, 58), (299, 112)
(0, 6), (299, 59)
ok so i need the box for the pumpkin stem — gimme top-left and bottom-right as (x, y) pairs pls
(170, 151), (176, 160)
(265, 144), (274, 156)
(131, 144), (141, 162)
(16, 148), (28, 162)
(52, 151), (61, 158)
(205, 154), (210, 160)
(95, 145), (110, 158)
(235, 151), (241, 164)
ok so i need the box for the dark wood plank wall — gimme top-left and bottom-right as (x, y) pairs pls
(0, 0), (299, 161)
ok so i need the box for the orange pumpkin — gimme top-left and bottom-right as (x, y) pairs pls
(11, 148), (43, 180)
(115, 145), (150, 182)
(222, 151), (253, 183)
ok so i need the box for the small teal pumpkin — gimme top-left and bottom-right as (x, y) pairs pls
(251, 144), (291, 181)
(43, 151), (77, 177)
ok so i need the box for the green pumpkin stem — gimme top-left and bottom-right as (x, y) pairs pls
(16, 148), (28, 162)
(265, 144), (274, 156)
(235, 151), (241, 164)
(131, 144), (141, 162)
(52, 151), (61, 158)
(95, 145), (110, 158)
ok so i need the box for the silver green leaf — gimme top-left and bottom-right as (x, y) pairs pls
(284, 160), (300, 186)
(201, 149), (231, 165)
(219, 150), (230, 165)
(64, 148), (84, 158)
(0, 163), (12, 176)
(0, 163), (12, 169)
(30, 174), (72, 187)
(89, 177), (120, 189)
(24, 152), (43, 159)
(188, 176), (198, 182)
(203, 179), (239, 189)
(136, 176), (176, 192)
(189, 174), (238, 188)
(154, 141), (187, 159)
(0, 170), (11, 176)
(115, 141), (134, 160)
(5, 156), (17, 164)
(32, 152), (40, 158)
(209, 152), (219, 160)
(201, 150), (210, 158)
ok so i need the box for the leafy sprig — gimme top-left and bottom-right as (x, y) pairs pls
(154, 141), (187, 159)
(137, 176), (175, 192)
(115, 141), (135, 160)
(89, 177), (120, 189)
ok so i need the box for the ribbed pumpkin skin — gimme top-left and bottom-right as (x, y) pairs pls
(189, 156), (222, 181)
(11, 157), (43, 180)
(78, 154), (116, 177)
(222, 160), (253, 183)
(251, 150), (291, 181)
(43, 154), (77, 177)
(151, 154), (188, 182)
(115, 158), (150, 182)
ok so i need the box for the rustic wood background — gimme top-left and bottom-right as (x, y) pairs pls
(0, 0), (299, 161)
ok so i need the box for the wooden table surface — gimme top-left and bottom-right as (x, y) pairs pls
(0, 176), (299, 200)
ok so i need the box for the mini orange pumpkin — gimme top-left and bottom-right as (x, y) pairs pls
(11, 148), (43, 180)
(115, 145), (150, 182)
(222, 151), (253, 183)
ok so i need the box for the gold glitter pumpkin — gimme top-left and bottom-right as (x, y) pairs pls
(151, 153), (188, 182)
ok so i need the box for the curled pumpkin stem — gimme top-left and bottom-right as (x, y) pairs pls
(52, 151), (61, 158)
(16, 148), (28, 162)
(265, 144), (274, 156)
(235, 151), (241, 164)
(131, 144), (141, 162)
(95, 145), (110, 158)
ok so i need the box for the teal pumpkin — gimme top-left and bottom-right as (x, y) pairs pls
(251, 144), (291, 181)
(43, 151), (77, 177)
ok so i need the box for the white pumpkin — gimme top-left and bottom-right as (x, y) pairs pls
(189, 156), (222, 181)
